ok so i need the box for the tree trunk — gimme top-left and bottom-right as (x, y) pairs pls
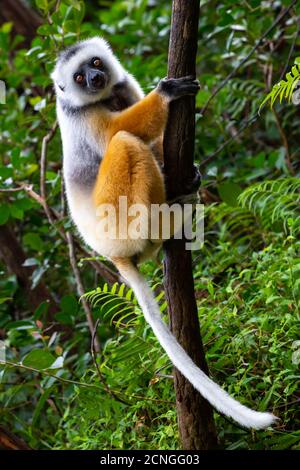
(0, 0), (42, 45)
(0, 425), (31, 450)
(163, 0), (218, 450)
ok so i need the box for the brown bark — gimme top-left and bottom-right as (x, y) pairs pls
(0, 225), (57, 319)
(0, 425), (31, 450)
(163, 0), (217, 449)
(0, 0), (42, 45)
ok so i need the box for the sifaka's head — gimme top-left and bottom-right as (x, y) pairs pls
(51, 37), (126, 107)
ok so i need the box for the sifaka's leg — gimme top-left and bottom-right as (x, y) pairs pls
(92, 131), (166, 256)
(93, 131), (165, 208)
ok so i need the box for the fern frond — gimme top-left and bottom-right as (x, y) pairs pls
(82, 283), (138, 325)
(238, 178), (300, 234)
(83, 279), (165, 326)
(206, 202), (258, 245)
(259, 59), (300, 111)
(225, 78), (264, 118)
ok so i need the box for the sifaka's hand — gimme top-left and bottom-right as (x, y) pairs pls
(162, 163), (202, 204)
(157, 75), (200, 101)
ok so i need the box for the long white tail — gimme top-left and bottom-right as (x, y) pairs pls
(115, 259), (277, 430)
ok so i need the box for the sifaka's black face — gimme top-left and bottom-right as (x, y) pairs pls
(73, 56), (109, 93)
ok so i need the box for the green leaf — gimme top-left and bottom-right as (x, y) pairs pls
(196, 89), (211, 107)
(32, 386), (53, 428)
(1, 22), (13, 33)
(23, 233), (43, 251)
(22, 257), (39, 267)
(63, 20), (79, 33)
(50, 356), (64, 369)
(0, 205), (10, 225)
(218, 182), (243, 207)
(32, 266), (47, 290)
(10, 204), (24, 220)
(6, 320), (34, 330)
(37, 24), (54, 36)
(0, 297), (12, 305)
(11, 148), (21, 169)
(0, 167), (13, 178)
(35, 0), (49, 11)
(26, 46), (42, 56)
(260, 64), (300, 109)
(55, 312), (73, 325)
(34, 301), (50, 321)
(60, 295), (78, 315)
(22, 349), (56, 370)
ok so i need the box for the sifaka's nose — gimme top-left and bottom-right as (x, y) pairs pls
(89, 70), (105, 88)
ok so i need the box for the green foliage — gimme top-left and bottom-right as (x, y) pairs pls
(260, 58), (300, 110)
(0, 0), (300, 451)
(239, 178), (300, 235)
(54, 197), (300, 449)
(84, 283), (138, 324)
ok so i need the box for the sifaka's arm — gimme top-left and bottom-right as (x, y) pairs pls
(108, 76), (200, 143)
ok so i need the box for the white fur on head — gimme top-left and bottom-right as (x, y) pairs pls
(51, 37), (126, 107)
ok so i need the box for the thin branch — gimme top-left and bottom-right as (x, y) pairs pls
(0, 186), (24, 193)
(90, 318), (129, 405)
(200, 114), (258, 168)
(274, 397), (300, 409)
(0, 425), (31, 450)
(0, 360), (173, 405)
(1, 360), (100, 389)
(66, 231), (101, 352)
(60, 170), (66, 217)
(200, 0), (297, 116)
(40, 121), (58, 226)
(83, 256), (126, 286)
(279, 9), (300, 81)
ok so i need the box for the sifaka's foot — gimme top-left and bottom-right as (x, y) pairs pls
(163, 164), (202, 205)
(186, 163), (202, 194)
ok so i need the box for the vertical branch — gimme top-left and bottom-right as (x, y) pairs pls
(66, 231), (100, 353)
(163, 0), (217, 449)
(40, 121), (58, 226)
(0, 425), (31, 450)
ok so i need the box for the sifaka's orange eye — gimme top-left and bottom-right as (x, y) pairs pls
(92, 58), (101, 68)
(74, 73), (84, 84)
